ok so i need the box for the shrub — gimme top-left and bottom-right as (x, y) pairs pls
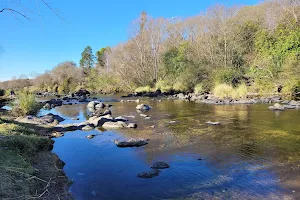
(194, 84), (205, 95)
(173, 81), (189, 92)
(232, 84), (248, 99)
(213, 84), (234, 99)
(13, 91), (40, 116)
(135, 85), (152, 93)
(214, 83), (249, 99)
(155, 80), (173, 93)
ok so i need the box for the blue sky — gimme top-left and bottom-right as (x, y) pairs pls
(0, 0), (259, 81)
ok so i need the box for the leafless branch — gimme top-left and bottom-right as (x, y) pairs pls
(0, 8), (29, 19)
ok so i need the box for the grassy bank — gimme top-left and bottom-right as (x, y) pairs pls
(0, 111), (72, 199)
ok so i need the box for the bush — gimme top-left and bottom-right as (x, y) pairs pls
(194, 84), (205, 95)
(214, 83), (248, 99)
(232, 84), (248, 99)
(214, 68), (242, 86)
(173, 81), (189, 92)
(135, 86), (152, 93)
(155, 80), (173, 93)
(213, 84), (235, 99)
(13, 91), (40, 116)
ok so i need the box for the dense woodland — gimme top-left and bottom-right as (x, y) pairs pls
(1, 0), (300, 98)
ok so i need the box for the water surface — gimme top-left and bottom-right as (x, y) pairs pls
(45, 97), (300, 199)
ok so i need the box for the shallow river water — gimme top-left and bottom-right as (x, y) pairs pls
(41, 96), (300, 200)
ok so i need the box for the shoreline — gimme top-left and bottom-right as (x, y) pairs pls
(0, 106), (73, 200)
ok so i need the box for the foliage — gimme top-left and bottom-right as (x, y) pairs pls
(155, 80), (173, 93)
(213, 84), (235, 99)
(214, 83), (249, 99)
(13, 91), (40, 116)
(1, 1), (299, 96)
(80, 46), (96, 70)
(135, 85), (152, 93)
(194, 84), (205, 95)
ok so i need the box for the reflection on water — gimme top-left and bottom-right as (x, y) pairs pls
(46, 97), (300, 200)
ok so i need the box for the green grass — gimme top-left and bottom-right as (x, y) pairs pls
(0, 118), (54, 199)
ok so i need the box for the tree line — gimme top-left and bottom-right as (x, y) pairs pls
(1, 0), (300, 97)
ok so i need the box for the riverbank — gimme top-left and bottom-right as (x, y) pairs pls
(0, 106), (72, 199)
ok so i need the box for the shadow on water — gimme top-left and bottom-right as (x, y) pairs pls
(42, 97), (300, 200)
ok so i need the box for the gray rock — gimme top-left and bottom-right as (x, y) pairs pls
(114, 138), (148, 147)
(43, 103), (51, 110)
(127, 123), (137, 128)
(87, 101), (99, 109)
(95, 102), (105, 110)
(151, 162), (170, 169)
(87, 115), (114, 127)
(137, 169), (160, 179)
(82, 125), (94, 131)
(177, 93), (185, 99)
(86, 134), (96, 139)
(102, 121), (127, 129)
(289, 100), (300, 106)
(140, 113), (148, 117)
(136, 104), (151, 111)
(115, 116), (128, 121)
(269, 103), (285, 111)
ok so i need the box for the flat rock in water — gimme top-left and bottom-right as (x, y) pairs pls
(127, 123), (137, 128)
(114, 138), (148, 147)
(102, 121), (127, 129)
(115, 116), (128, 121)
(206, 121), (221, 125)
(137, 169), (160, 179)
(87, 115), (114, 127)
(151, 162), (170, 169)
(86, 134), (96, 139)
(136, 104), (151, 111)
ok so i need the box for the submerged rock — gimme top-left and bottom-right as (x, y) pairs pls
(151, 162), (170, 169)
(114, 138), (148, 147)
(206, 121), (221, 125)
(136, 104), (151, 111)
(137, 169), (160, 179)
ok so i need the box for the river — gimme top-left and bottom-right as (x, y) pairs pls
(39, 95), (300, 200)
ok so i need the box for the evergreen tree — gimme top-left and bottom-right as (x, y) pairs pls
(80, 46), (95, 70)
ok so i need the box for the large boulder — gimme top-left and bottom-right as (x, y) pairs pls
(136, 104), (151, 111)
(87, 101), (99, 109)
(87, 115), (114, 127)
(114, 138), (148, 147)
